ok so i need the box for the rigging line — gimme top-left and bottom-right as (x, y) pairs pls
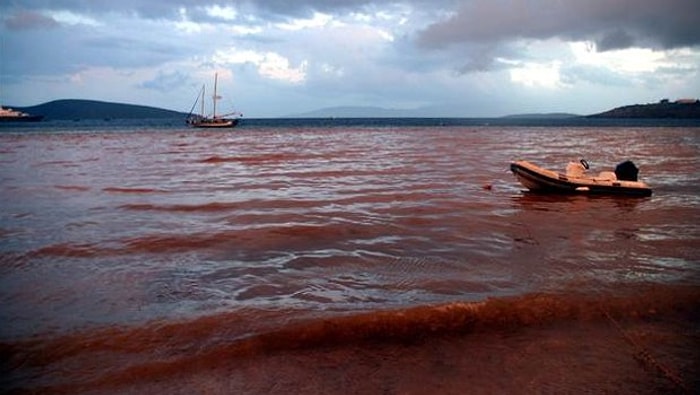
(582, 226), (689, 392)
(599, 306), (690, 393)
(187, 86), (204, 116)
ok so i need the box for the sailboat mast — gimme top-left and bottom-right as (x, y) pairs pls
(200, 84), (205, 117)
(212, 73), (218, 118)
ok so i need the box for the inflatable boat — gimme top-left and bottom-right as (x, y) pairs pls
(510, 159), (652, 196)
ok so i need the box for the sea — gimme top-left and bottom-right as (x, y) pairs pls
(1, 118), (699, 394)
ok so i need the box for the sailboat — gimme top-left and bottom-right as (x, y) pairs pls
(186, 73), (241, 128)
(0, 106), (44, 122)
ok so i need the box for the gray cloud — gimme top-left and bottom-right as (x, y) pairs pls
(560, 63), (632, 88)
(0, 0), (380, 21)
(417, 0), (700, 51)
(138, 70), (190, 92)
(454, 45), (517, 73)
(4, 10), (59, 30)
(596, 29), (635, 52)
(1, 1), (191, 20)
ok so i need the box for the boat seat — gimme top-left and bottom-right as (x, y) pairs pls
(565, 162), (586, 177)
(596, 171), (617, 180)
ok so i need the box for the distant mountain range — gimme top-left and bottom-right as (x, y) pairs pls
(13, 99), (186, 120)
(8, 98), (700, 120)
(286, 106), (582, 119)
(500, 112), (579, 119)
(292, 102), (700, 119)
(286, 106), (424, 118)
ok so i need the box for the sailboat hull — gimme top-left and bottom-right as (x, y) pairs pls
(187, 118), (239, 128)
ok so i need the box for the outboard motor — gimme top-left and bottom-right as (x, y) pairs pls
(615, 160), (639, 181)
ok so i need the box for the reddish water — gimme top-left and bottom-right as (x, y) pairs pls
(1, 125), (699, 394)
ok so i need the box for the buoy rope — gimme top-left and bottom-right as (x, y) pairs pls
(600, 307), (689, 393)
(519, 216), (688, 392)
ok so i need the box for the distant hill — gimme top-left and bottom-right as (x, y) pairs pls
(290, 100), (700, 119)
(12, 98), (700, 121)
(288, 106), (583, 119)
(14, 99), (187, 120)
(287, 106), (424, 118)
(588, 100), (700, 118)
(501, 113), (580, 119)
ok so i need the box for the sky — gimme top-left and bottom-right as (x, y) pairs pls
(1, 0), (699, 117)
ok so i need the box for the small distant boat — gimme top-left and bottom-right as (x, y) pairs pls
(0, 106), (44, 122)
(186, 73), (241, 128)
(510, 159), (652, 196)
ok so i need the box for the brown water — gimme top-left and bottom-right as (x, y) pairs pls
(1, 125), (699, 394)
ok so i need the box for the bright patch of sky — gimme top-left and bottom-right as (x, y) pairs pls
(509, 61), (564, 89)
(205, 5), (238, 21)
(571, 42), (673, 73)
(46, 10), (101, 27)
(213, 49), (308, 84)
(174, 8), (203, 34)
(277, 12), (333, 31)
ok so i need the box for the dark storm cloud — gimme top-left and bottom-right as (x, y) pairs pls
(596, 29), (636, 52)
(417, 0), (700, 51)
